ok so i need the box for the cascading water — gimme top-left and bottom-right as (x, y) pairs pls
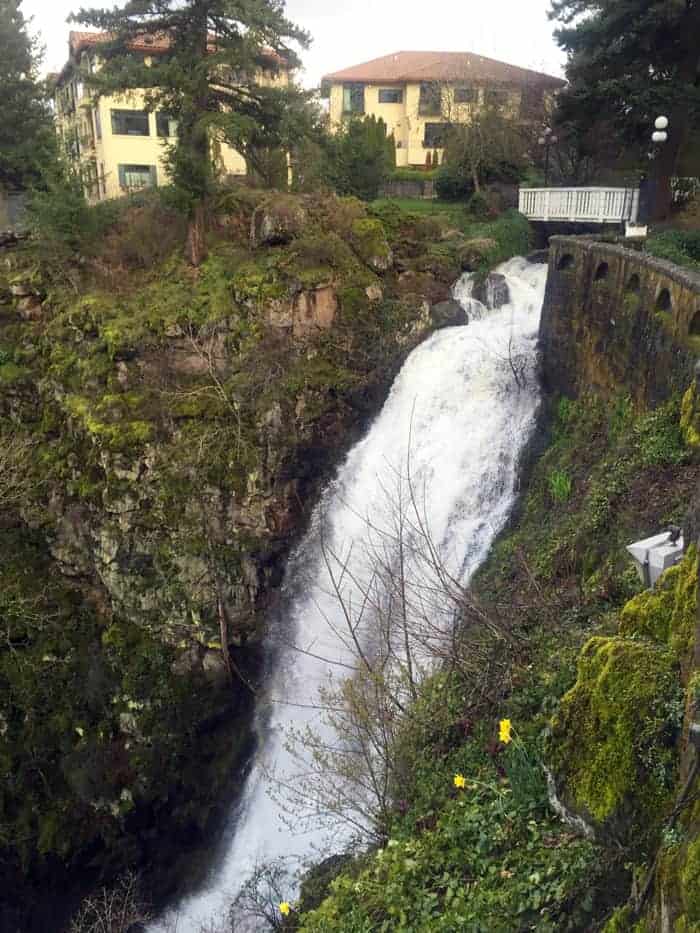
(152, 256), (548, 932)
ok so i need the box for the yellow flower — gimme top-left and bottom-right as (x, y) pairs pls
(453, 773), (467, 789)
(279, 902), (291, 916)
(499, 718), (512, 744)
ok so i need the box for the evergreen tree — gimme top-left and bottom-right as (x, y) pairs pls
(71, 0), (309, 264)
(327, 116), (396, 201)
(550, 0), (700, 217)
(0, 0), (55, 191)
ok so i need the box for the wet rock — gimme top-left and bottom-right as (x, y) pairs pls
(472, 272), (510, 309)
(202, 648), (229, 687)
(431, 299), (468, 329)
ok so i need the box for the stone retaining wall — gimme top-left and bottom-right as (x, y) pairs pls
(378, 178), (436, 200)
(540, 235), (700, 407)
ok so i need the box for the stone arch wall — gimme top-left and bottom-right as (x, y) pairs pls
(540, 236), (700, 407)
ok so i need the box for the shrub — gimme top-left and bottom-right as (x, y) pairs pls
(646, 230), (700, 271)
(434, 162), (474, 202)
(466, 191), (492, 218)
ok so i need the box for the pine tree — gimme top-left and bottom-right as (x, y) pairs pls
(0, 0), (55, 191)
(550, 0), (700, 217)
(71, 0), (309, 264)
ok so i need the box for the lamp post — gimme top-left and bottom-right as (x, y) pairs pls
(650, 115), (670, 222)
(538, 126), (558, 187)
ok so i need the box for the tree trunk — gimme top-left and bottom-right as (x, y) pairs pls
(185, 201), (207, 267)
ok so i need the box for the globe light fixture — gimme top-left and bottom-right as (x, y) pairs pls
(652, 130), (668, 143)
(654, 116), (669, 131)
(538, 127), (558, 186)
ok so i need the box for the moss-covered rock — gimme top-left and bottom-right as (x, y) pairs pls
(458, 236), (497, 271)
(350, 218), (393, 273)
(250, 194), (307, 248)
(620, 548), (698, 664)
(681, 380), (700, 449)
(548, 635), (681, 847)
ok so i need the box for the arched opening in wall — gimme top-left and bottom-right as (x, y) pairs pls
(557, 253), (574, 271)
(689, 310), (700, 337)
(626, 273), (641, 293)
(656, 288), (672, 313)
(594, 261), (609, 281)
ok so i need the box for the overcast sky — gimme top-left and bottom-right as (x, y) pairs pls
(25, 0), (566, 86)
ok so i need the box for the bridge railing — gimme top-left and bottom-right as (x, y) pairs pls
(518, 187), (640, 224)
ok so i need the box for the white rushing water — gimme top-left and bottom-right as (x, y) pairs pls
(153, 256), (548, 932)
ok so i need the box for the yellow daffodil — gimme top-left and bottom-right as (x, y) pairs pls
(499, 718), (513, 744)
(279, 901), (291, 916)
(454, 773), (467, 789)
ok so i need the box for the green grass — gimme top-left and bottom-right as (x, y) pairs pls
(371, 197), (467, 220)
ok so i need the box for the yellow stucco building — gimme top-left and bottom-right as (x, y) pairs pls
(323, 51), (564, 168)
(52, 32), (290, 203)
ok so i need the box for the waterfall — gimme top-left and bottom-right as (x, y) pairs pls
(152, 256), (548, 932)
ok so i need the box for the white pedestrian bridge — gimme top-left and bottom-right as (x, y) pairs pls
(519, 186), (640, 225)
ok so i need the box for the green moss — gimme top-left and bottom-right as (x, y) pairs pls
(681, 382), (700, 449)
(0, 360), (29, 384)
(549, 635), (680, 840)
(620, 549), (698, 660)
(351, 218), (392, 269)
(603, 905), (649, 932)
(681, 835), (700, 921)
(63, 393), (153, 451)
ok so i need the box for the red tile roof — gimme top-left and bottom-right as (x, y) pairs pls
(67, 30), (286, 65)
(323, 50), (565, 88)
(69, 29), (195, 55)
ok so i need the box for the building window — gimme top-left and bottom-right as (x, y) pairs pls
(156, 112), (178, 138)
(111, 109), (150, 136)
(93, 107), (102, 140)
(342, 83), (365, 115)
(454, 86), (478, 104)
(378, 88), (403, 104)
(419, 82), (442, 116)
(423, 123), (450, 148)
(118, 164), (157, 190)
(485, 88), (509, 107)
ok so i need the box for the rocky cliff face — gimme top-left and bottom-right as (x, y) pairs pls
(0, 189), (467, 928)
